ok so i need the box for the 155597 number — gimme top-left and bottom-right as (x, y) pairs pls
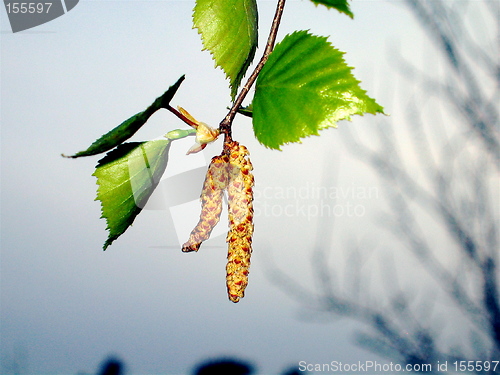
(5, 3), (53, 13)
(453, 361), (499, 372)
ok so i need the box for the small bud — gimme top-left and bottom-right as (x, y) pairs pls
(177, 107), (219, 154)
(165, 128), (196, 140)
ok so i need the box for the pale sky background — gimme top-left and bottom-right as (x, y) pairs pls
(1, 1), (495, 374)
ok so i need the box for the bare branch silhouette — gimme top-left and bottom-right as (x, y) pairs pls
(268, 0), (499, 372)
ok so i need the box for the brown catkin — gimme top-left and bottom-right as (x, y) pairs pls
(225, 141), (254, 303)
(182, 154), (229, 252)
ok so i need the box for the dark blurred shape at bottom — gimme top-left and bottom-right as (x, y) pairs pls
(193, 357), (254, 375)
(98, 357), (124, 375)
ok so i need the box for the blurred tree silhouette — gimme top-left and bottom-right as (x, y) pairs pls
(268, 0), (499, 373)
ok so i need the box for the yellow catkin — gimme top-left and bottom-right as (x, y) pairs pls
(225, 141), (254, 303)
(182, 154), (229, 252)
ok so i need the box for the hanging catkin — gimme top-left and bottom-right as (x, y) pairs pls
(181, 141), (254, 303)
(182, 154), (229, 252)
(225, 141), (254, 303)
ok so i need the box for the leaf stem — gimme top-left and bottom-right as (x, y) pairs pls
(220, 0), (287, 143)
(167, 105), (199, 128)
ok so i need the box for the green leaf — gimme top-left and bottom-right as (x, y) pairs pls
(64, 75), (185, 158)
(310, 0), (354, 18)
(253, 31), (384, 150)
(93, 139), (171, 250)
(193, 0), (258, 100)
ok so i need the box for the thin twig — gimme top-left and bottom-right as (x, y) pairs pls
(220, 0), (287, 143)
